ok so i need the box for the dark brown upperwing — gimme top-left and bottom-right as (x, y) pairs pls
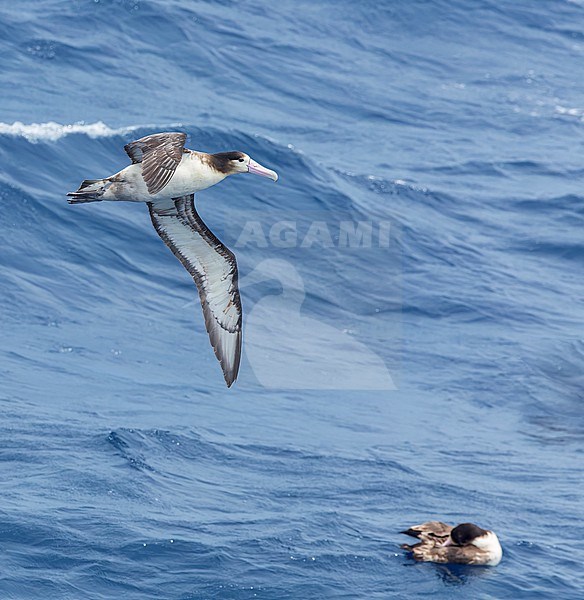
(124, 132), (187, 195)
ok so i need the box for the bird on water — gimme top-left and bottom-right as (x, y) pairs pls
(400, 521), (502, 566)
(67, 132), (278, 387)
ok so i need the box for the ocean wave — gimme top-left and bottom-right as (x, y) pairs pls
(0, 120), (288, 149)
(0, 121), (139, 143)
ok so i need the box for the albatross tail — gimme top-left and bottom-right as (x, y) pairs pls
(67, 179), (110, 204)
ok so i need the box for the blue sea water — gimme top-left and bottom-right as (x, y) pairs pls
(1, 0), (583, 597)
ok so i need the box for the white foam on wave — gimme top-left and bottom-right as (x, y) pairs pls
(555, 105), (584, 121)
(0, 121), (139, 143)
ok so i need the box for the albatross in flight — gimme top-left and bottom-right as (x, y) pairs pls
(67, 132), (278, 387)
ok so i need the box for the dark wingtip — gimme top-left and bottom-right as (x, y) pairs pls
(224, 369), (237, 388)
(222, 331), (241, 388)
(400, 528), (421, 538)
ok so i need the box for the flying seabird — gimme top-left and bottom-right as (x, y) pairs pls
(67, 132), (278, 387)
(400, 521), (503, 566)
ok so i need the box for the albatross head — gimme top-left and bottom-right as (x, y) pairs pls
(210, 151), (279, 181)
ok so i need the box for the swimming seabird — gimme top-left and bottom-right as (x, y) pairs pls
(400, 521), (502, 566)
(67, 132), (278, 387)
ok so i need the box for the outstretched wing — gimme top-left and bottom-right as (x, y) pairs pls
(125, 132), (187, 195)
(148, 194), (242, 387)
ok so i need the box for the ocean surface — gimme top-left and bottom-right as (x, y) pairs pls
(1, 0), (583, 598)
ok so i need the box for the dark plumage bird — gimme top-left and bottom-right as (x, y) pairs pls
(68, 132), (278, 387)
(400, 521), (502, 566)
